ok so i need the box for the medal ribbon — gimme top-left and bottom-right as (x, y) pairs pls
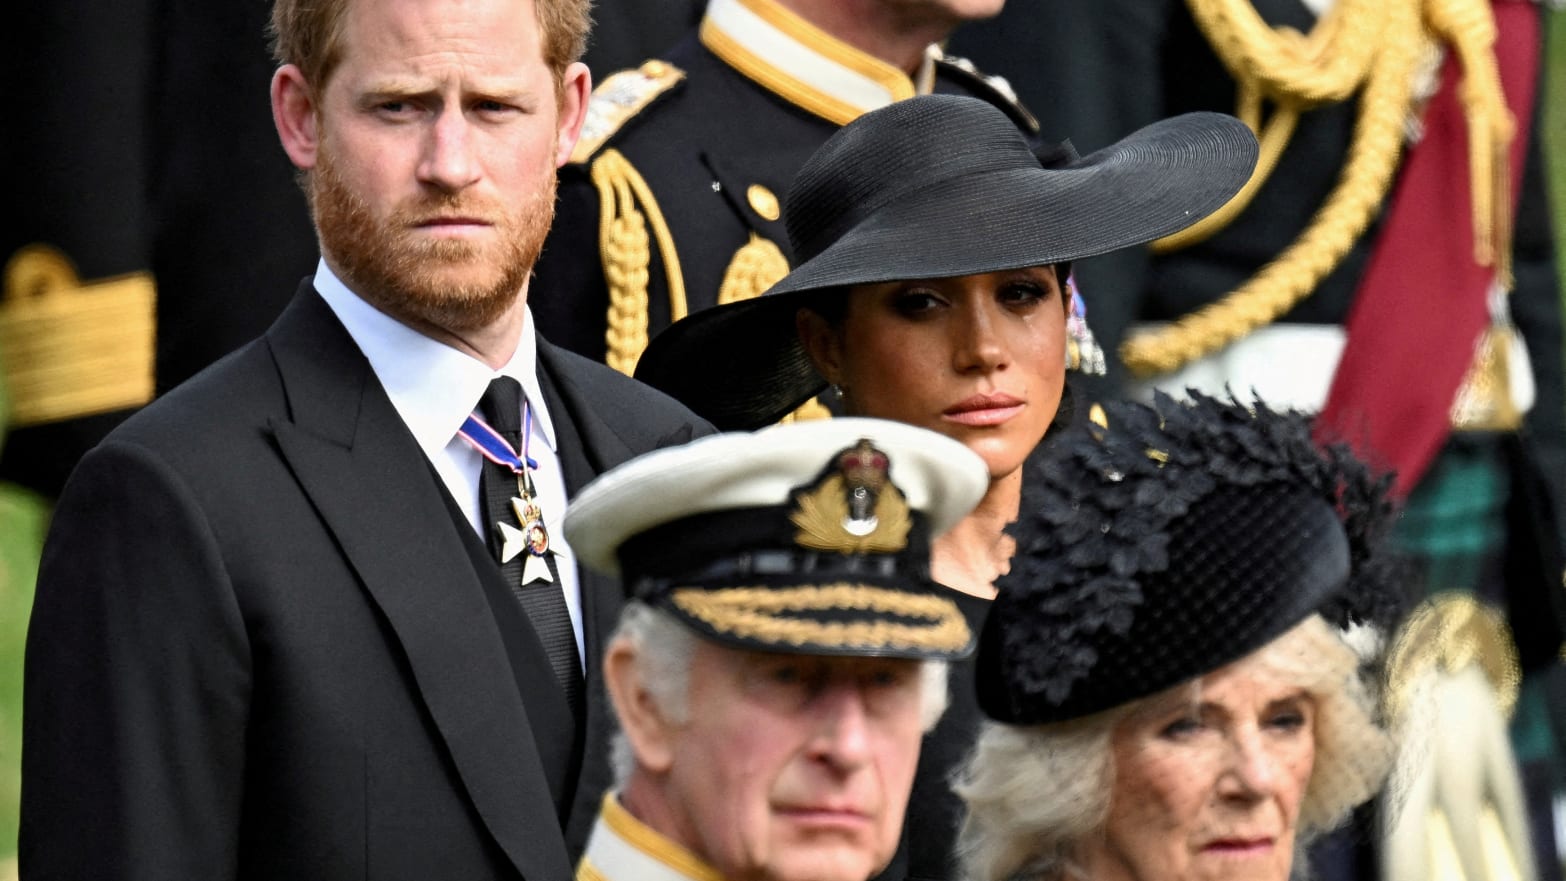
(458, 401), (538, 475)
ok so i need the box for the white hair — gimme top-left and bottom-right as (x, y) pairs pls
(608, 602), (699, 785)
(956, 615), (1395, 881)
(608, 600), (951, 786)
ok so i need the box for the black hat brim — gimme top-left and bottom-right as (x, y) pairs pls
(636, 111), (1258, 430)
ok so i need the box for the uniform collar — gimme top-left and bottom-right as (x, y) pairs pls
(312, 260), (557, 461)
(577, 794), (726, 881)
(700, 0), (938, 126)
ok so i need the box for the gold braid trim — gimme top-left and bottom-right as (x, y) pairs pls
(1152, 0), (1384, 252)
(592, 149), (688, 375)
(2, 244), (155, 426)
(1425, 0), (1514, 279)
(595, 795), (727, 881)
(1189, 0), (1383, 106)
(1125, 0), (1514, 378)
(717, 233), (789, 305)
(1123, 0), (1429, 377)
(669, 583), (972, 653)
(779, 398), (834, 424)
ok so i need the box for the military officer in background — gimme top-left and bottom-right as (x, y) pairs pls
(529, 0), (1041, 376)
(563, 418), (989, 881)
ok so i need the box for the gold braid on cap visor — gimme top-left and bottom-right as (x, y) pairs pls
(669, 584), (971, 653)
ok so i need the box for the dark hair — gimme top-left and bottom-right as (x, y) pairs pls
(798, 287), (849, 326)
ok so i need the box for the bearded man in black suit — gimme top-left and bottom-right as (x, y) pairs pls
(19, 0), (712, 877)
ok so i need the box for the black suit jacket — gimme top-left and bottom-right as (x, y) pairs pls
(20, 283), (712, 880)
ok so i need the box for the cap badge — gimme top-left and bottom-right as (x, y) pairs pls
(790, 439), (910, 554)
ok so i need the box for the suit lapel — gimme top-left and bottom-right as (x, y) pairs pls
(264, 287), (574, 881)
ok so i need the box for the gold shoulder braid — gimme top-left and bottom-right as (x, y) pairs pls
(1, 244), (155, 426)
(1122, 0), (1514, 378)
(591, 149), (687, 375)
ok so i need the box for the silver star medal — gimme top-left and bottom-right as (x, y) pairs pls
(497, 495), (556, 585)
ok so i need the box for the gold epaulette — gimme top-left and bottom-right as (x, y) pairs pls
(1, 244), (155, 427)
(571, 60), (686, 165)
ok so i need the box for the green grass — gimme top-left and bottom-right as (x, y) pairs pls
(0, 486), (46, 878)
(0, 303), (47, 878)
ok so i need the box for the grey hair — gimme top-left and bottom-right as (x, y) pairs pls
(608, 602), (700, 786)
(956, 615), (1395, 881)
(608, 600), (952, 787)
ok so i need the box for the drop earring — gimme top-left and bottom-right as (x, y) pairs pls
(1065, 274), (1106, 376)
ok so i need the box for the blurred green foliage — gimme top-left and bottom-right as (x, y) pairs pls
(1, 282), (47, 876)
(0, 485), (45, 876)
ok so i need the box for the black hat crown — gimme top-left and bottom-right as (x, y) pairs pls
(786, 95), (1039, 264)
(977, 391), (1404, 724)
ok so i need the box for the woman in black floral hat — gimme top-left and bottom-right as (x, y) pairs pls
(957, 391), (1405, 881)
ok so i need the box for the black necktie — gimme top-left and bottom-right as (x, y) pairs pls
(477, 377), (584, 725)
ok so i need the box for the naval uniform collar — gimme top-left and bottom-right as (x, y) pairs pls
(577, 794), (726, 881)
(700, 0), (938, 126)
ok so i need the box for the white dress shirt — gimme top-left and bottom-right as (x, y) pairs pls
(314, 260), (584, 665)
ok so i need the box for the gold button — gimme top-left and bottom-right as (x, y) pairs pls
(641, 60), (668, 77)
(747, 184), (781, 221)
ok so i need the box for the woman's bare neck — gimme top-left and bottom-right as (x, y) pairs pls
(931, 469), (1021, 600)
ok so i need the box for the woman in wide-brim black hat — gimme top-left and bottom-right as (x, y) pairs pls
(636, 93), (1257, 601)
(956, 391), (1404, 881)
(634, 93), (1258, 880)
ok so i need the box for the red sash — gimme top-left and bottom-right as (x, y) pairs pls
(1315, 1), (1539, 498)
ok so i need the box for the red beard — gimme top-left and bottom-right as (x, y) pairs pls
(310, 147), (556, 334)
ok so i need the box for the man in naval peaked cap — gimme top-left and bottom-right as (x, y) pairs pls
(563, 417), (989, 881)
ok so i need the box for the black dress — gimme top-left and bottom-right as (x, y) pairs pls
(877, 586), (992, 881)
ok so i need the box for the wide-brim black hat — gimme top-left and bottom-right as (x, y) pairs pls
(974, 391), (1405, 725)
(634, 94), (1259, 430)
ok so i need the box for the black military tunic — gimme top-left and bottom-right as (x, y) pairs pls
(529, 0), (1037, 372)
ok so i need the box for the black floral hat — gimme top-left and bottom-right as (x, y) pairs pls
(976, 390), (1406, 725)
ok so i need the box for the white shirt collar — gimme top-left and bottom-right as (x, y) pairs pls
(311, 260), (557, 457)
